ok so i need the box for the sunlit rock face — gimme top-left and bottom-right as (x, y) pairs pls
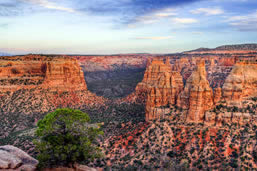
(0, 55), (87, 92)
(177, 60), (213, 123)
(136, 57), (183, 121)
(222, 60), (257, 105)
(42, 59), (87, 91)
(0, 55), (106, 115)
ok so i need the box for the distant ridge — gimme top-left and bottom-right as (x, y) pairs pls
(185, 43), (257, 53)
(215, 44), (257, 51)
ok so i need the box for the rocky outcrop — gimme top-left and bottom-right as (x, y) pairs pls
(177, 60), (213, 122)
(0, 145), (38, 170)
(42, 59), (87, 91)
(222, 60), (257, 105)
(0, 55), (106, 115)
(0, 55), (87, 92)
(136, 58), (183, 121)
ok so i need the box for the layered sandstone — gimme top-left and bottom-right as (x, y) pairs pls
(0, 55), (106, 115)
(177, 60), (213, 122)
(140, 58), (183, 121)
(0, 55), (87, 92)
(42, 59), (87, 91)
(213, 87), (222, 104)
(222, 60), (257, 104)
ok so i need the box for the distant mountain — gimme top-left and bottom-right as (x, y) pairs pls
(215, 43), (257, 51)
(186, 43), (257, 53)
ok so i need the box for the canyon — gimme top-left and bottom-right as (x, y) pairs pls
(1, 44), (257, 170)
(137, 58), (257, 125)
(0, 55), (106, 116)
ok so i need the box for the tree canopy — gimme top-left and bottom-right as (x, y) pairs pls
(34, 108), (103, 168)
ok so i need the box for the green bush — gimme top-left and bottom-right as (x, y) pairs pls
(34, 108), (103, 168)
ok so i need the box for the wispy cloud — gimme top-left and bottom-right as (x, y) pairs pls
(190, 7), (224, 15)
(127, 8), (177, 26)
(226, 11), (257, 31)
(135, 36), (173, 40)
(23, 0), (76, 13)
(192, 31), (203, 35)
(172, 18), (198, 24)
(77, 0), (201, 25)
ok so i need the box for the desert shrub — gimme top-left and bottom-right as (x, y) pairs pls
(34, 108), (103, 168)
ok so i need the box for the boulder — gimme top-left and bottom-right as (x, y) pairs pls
(0, 145), (38, 170)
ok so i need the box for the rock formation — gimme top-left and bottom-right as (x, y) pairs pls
(0, 145), (38, 170)
(0, 55), (87, 92)
(42, 59), (87, 91)
(222, 60), (257, 105)
(213, 87), (222, 104)
(177, 60), (213, 122)
(138, 57), (183, 121)
(0, 55), (106, 115)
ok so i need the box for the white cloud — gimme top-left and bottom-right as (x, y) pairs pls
(22, 0), (76, 13)
(129, 8), (177, 26)
(226, 11), (257, 31)
(190, 8), (224, 15)
(172, 18), (198, 24)
(135, 36), (173, 40)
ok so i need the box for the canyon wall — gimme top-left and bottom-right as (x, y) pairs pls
(0, 55), (105, 115)
(139, 56), (257, 125)
(142, 58), (183, 121)
(177, 60), (213, 122)
(0, 55), (87, 92)
(222, 60), (257, 105)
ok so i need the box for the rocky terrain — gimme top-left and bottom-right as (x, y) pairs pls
(1, 44), (257, 170)
(0, 55), (107, 139)
(104, 111), (257, 170)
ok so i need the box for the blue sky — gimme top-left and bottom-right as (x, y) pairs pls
(1, 0), (257, 54)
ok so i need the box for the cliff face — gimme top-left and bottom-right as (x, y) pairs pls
(222, 61), (257, 105)
(140, 57), (257, 125)
(42, 59), (87, 91)
(136, 58), (173, 92)
(136, 58), (183, 121)
(177, 60), (213, 122)
(0, 55), (105, 115)
(0, 55), (87, 92)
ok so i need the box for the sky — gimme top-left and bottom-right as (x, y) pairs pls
(1, 0), (257, 54)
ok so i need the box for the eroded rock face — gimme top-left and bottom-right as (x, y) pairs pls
(0, 55), (87, 92)
(0, 55), (106, 115)
(0, 145), (38, 170)
(222, 61), (257, 104)
(42, 59), (87, 91)
(177, 60), (213, 122)
(137, 58), (183, 121)
(213, 87), (222, 104)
